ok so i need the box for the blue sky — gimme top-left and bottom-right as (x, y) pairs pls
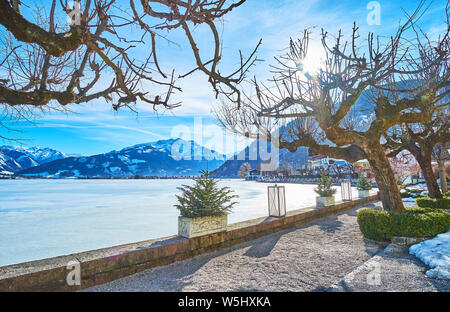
(0, 0), (447, 156)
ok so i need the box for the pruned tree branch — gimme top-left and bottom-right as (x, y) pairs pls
(0, 0), (259, 116)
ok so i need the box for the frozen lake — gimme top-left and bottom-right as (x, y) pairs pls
(0, 179), (364, 266)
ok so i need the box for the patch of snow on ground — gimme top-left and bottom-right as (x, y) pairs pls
(409, 230), (450, 279)
(405, 184), (428, 192)
(402, 197), (416, 202)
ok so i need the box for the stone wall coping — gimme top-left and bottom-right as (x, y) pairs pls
(0, 235), (183, 279)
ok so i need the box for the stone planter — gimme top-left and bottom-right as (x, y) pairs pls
(316, 196), (335, 208)
(358, 190), (371, 198)
(178, 214), (228, 238)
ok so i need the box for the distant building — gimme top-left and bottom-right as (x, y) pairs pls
(247, 169), (261, 180)
(307, 155), (329, 171)
(246, 168), (279, 180)
(403, 172), (425, 185)
(306, 155), (349, 174)
(353, 159), (373, 178)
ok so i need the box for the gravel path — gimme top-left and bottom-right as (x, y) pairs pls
(330, 249), (449, 292)
(84, 202), (446, 292)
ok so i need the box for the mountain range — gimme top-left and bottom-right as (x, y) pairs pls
(211, 139), (309, 178)
(1, 137), (310, 178)
(7, 139), (226, 178)
(0, 146), (67, 175)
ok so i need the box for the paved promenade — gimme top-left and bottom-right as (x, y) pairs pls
(84, 202), (448, 292)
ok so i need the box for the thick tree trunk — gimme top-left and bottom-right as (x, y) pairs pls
(438, 160), (448, 194)
(416, 153), (442, 199)
(365, 144), (406, 213)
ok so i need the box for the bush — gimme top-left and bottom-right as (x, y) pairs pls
(400, 191), (411, 198)
(356, 178), (372, 190)
(357, 207), (450, 241)
(416, 196), (450, 209)
(175, 170), (239, 218)
(400, 188), (426, 198)
(314, 172), (337, 197)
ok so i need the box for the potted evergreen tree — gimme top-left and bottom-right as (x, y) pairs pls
(175, 170), (238, 238)
(356, 177), (372, 198)
(315, 172), (337, 208)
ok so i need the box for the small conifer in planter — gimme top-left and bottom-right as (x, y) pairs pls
(175, 170), (238, 238)
(314, 172), (337, 208)
(356, 178), (372, 198)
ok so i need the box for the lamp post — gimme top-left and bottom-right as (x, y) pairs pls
(267, 184), (286, 217)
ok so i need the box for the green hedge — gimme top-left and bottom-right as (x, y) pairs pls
(400, 188), (425, 198)
(357, 207), (450, 241)
(416, 196), (450, 209)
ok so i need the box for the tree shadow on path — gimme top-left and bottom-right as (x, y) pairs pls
(244, 223), (296, 258)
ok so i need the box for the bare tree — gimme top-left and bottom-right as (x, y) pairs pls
(328, 161), (354, 179)
(0, 0), (259, 119)
(389, 150), (421, 185)
(238, 162), (251, 178)
(432, 141), (449, 194)
(381, 14), (450, 198)
(215, 3), (449, 212)
(385, 114), (449, 198)
(279, 161), (292, 176)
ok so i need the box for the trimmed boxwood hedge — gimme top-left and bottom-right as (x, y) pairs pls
(400, 189), (423, 198)
(357, 207), (450, 242)
(416, 196), (450, 209)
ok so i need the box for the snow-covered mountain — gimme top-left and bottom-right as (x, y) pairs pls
(17, 139), (226, 178)
(211, 139), (309, 178)
(0, 146), (67, 175)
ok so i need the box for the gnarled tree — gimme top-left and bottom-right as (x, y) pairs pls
(215, 3), (449, 213)
(238, 162), (251, 178)
(432, 141), (449, 194)
(381, 17), (450, 198)
(0, 0), (259, 119)
(385, 114), (449, 198)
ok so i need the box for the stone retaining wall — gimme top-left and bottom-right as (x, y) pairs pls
(0, 194), (379, 292)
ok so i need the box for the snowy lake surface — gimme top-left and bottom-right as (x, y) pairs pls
(0, 179), (364, 266)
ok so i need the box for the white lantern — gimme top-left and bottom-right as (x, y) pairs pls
(267, 184), (286, 217)
(341, 179), (352, 201)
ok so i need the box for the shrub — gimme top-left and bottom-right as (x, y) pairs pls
(400, 191), (411, 198)
(357, 207), (450, 241)
(400, 187), (428, 198)
(314, 172), (337, 197)
(356, 178), (372, 190)
(175, 170), (239, 218)
(416, 196), (450, 209)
